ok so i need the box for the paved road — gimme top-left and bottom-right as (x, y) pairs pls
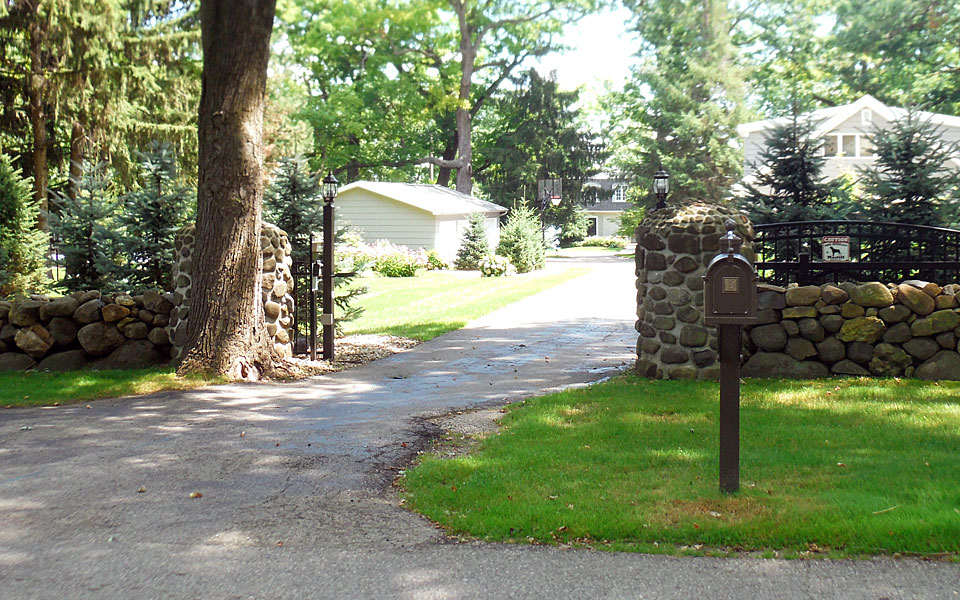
(2, 257), (958, 599)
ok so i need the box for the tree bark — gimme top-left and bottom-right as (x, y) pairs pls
(177, 0), (277, 380)
(27, 9), (48, 230)
(452, 1), (476, 195)
(68, 121), (85, 200)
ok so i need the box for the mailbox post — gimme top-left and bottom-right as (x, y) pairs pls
(702, 220), (757, 494)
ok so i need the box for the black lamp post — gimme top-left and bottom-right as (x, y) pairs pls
(321, 171), (339, 361)
(653, 164), (670, 210)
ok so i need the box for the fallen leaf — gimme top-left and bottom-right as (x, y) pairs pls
(86, 404), (92, 409)
(53, 402), (60, 407)
(189, 491), (203, 499)
(451, 486), (457, 492)
(276, 541), (284, 547)
(837, 462), (847, 467)
(548, 495), (558, 500)
(137, 486), (146, 493)
(275, 442), (280, 447)
(693, 523), (699, 529)
(240, 431), (245, 437)
(709, 511), (722, 518)
(401, 442), (407, 448)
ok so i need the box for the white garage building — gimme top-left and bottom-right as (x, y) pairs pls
(335, 182), (506, 260)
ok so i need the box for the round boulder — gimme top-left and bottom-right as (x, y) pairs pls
(849, 282), (894, 308)
(750, 324), (788, 352)
(916, 350), (960, 381)
(77, 322), (127, 356)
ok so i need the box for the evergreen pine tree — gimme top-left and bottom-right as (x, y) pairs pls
(859, 109), (960, 227)
(740, 114), (840, 224)
(0, 154), (50, 296)
(264, 156), (323, 261)
(496, 205), (545, 273)
(455, 213), (490, 270)
(119, 141), (195, 290)
(51, 162), (122, 292)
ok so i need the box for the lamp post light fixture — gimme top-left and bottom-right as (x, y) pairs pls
(653, 164), (670, 210)
(320, 171), (340, 361)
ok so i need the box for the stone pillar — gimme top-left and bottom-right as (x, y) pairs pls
(635, 202), (754, 380)
(168, 222), (296, 361)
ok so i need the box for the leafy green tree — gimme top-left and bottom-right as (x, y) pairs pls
(556, 204), (589, 246)
(118, 141), (195, 291)
(455, 212), (490, 270)
(496, 204), (545, 273)
(0, 153), (50, 296)
(264, 155), (324, 261)
(611, 0), (747, 205)
(50, 162), (122, 291)
(859, 110), (960, 227)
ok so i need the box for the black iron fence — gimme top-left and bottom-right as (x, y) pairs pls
(753, 220), (960, 286)
(290, 258), (320, 356)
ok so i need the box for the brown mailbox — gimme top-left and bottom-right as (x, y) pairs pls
(703, 220), (757, 326)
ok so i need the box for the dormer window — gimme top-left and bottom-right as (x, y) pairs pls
(613, 186), (626, 203)
(861, 108), (872, 126)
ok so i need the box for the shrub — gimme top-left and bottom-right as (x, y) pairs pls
(574, 236), (627, 249)
(363, 240), (427, 277)
(496, 205), (545, 274)
(478, 254), (514, 277)
(455, 212), (490, 270)
(424, 249), (448, 271)
(556, 204), (590, 247)
(264, 155), (323, 260)
(0, 154), (50, 297)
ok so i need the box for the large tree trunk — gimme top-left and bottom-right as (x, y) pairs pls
(27, 11), (48, 230)
(453, 3), (476, 195)
(435, 131), (458, 186)
(177, 0), (277, 380)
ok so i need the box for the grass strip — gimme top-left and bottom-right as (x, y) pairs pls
(0, 367), (218, 408)
(402, 375), (960, 558)
(343, 267), (589, 341)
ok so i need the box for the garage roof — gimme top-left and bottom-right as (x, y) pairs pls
(338, 182), (507, 216)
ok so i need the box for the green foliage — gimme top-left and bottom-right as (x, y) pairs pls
(373, 253), (422, 278)
(611, 0), (746, 205)
(556, 203), (590, 247)
(474, 68), (607, 233)
(50, 162), (122, 292)
(739, 114), (850, 224)
(118, 141), (195, 291)
(616, 204), (646, 239)
(455, 213), (491, 270)
(497, 205), (545, 274)
(858, 110), (960, 227)
(574, 236), (626, 249)
(264, 155), (324, 260)
(424, 249), (448, 271)
(0, 154), (50, 296)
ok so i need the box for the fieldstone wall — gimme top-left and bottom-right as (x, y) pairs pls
(741, 281), (960, 381)
(634, 202), (754, 380)
(0, 290), (174, 372)
(168, 222), (295, 361)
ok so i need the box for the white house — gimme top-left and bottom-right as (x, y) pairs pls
(738, 95), (960, 182)
(581, 177), (631, 237)
(335, 182), (506, 260)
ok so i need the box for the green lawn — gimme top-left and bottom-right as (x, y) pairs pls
(342, 267), (589, 340)
(0, 367), (218, 408)
(401, 375), (960, 558)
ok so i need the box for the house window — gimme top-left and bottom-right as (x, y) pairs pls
(861, 108), (872, 126)
(613, 186), (626, 203)
(860, 136), (875, 157)
(841, 134), (856, 156)
(823, 136), (838, 156)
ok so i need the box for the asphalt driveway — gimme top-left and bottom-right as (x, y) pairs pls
(1, 257), (957, 599)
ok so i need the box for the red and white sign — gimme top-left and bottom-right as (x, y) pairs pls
(822, 236), (850, 262)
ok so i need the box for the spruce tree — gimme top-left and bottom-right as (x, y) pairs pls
(859, 109), (960, 227)
(497, 205), (545, 273)
(455, 212), (490, 270)
(119, 141), (195, 291)
(51, 162), (122, 292)
(740, 114), (838, 224)
(0, 154), (50, 296)
(264, 155), (323, 261)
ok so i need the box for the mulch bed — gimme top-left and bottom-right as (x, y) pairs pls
(267, 334), (420, 380)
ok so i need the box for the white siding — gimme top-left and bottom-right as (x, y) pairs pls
(585, 211), (621, 237)
(335, 189), (437, 249)
(434, 215), (463, 260)
(743, 132), (767, 177)
(484, 216), (500, 248)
